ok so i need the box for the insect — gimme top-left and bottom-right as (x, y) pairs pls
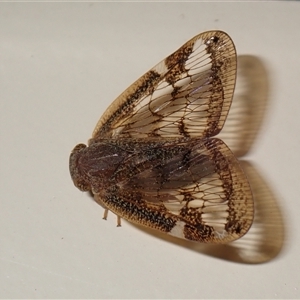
(69, 30), (253, 243)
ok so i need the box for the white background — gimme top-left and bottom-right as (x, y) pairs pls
(1, 2), (300, 299)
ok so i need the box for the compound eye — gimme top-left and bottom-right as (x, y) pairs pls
(69, 144), (91, 192)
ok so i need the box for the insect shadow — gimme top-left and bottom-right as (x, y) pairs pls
(119, 55), (285, 264)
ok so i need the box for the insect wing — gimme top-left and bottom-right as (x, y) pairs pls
(98, 138), (253, 243)
(92, 31), (237, 139)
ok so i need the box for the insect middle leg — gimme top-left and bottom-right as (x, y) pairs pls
(103, 208), (122, 227)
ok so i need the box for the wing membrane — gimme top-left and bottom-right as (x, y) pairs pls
(102, 138), (252, 243)
(92, 31), (236, 139)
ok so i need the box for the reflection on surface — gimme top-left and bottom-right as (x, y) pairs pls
(218, 55), (269, 157)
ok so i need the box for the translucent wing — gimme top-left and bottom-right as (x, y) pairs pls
(92, 31), (236, 139)
(96, 138), (253, 243)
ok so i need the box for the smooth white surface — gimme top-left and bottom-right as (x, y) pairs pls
(1, 2), (300, 299)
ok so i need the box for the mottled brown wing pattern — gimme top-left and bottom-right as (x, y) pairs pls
(90, 137), (252, 243)
(92, 31), (236, 139)
(70, 31), (253, 244)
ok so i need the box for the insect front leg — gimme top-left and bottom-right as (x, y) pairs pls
(96, 196), (122, 227)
